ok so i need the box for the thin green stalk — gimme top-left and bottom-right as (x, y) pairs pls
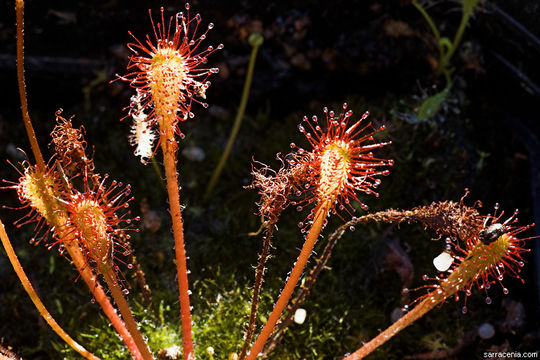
(438, 14), (468, 76)
(437, 0), (479, 78)
(413, 0), (479, 84)
(204, 34), (263, 200)
(446, 13), (470, 63)
(412, 0), (443, 58)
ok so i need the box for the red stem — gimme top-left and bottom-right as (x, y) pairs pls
(343, 294), (443, 360)
(63, 238), (144, 360)
(161, 134), (194, 360)
(15, 0), (45, 171)
(102, 269), (154, 360)
(246, 200), (331, 360)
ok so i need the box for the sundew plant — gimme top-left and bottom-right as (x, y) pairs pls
(1, 1), (539, 360)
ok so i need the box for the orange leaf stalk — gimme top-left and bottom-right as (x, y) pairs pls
(14, 165), (145, 360)
(239, 224), (274, 360)
(246, 200), (331, 360)
(62, 238), (145, 360)
(0, 219), (100, 360)
(161, 134), (193, 359)
(50, 113), (152, 358)
(246, 105), (392, 359)
(118, 6), (221, 359)
(102, 270), (154, 360)
(15, 0), (149, 356)
(66, 178), (153, 360)
(344, 211), (533, 360)
(15, 0), (45, 171)
(240, 158), (311, 360)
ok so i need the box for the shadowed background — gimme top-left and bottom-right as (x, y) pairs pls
(0, 0), (539, 359)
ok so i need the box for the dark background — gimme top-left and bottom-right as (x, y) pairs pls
(0, 0), (539, 359)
